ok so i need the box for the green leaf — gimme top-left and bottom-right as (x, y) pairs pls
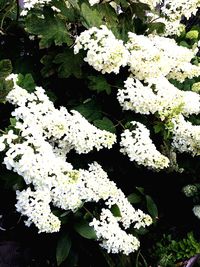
(74, 219), (97, 239)
(88, 75), (111, 95)
(25, 9), (73, 49)
(110, 204), (121, 217)
(51, 0), (76, 21)
(148, 22), (165, 34)
(93, 117), (116, 133)
(74, 100), (102, 122)
(127, 193), (142, 204)
(0, 59), (12, 78)
(54, 50), (83, 78)
(41, 54), (56, 78)
(17, 73), (35, 92)
(80, 3), (103, 28)
(146, 195), (158, 220)
(0, 78), (13, 103)
(56, 233), (72, 266)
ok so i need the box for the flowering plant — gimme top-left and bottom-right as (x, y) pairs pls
(1, 0), (200, 266)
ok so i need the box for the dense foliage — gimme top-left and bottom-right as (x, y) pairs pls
(1, 0), (200, 266)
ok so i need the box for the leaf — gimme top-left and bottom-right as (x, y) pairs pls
(54, 50), (83, 78)
(74, 219), (97, 239)
(93, 117), (116, 133)
(25, 9), (73, 49)
(147, 22), (165, 34)
(41, 54), (56, 78)
(56, 233), (72, 266)
(80, 3), (103, 28)
(146, 195), (158, 220)
(110, 204), (121, 217)
(74, 100), (102, 122)
(17, 73), (36, 92)
(97, 3), (119, 36)
(51, 0), (76, 21)
(127, 193), (142, 204)
(0, 78), (13, 103)
(130, 3), (150, 18)
(0, 59), (12, 78)
(88, 75), (111, 95)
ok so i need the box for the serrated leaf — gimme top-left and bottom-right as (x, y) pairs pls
(93, 117), (116, 133)
(0, 59), (12, 78)
(54, 50), (83, 78)
(88, 75), (111, 95)
(25, 10), (73, 49)
(17, 73), (35, 92)
(110, 204), (121, 217)
(80, 3), (103, 28)
(74, 219), (97, 239)
(56, 233), (72, 266)
(127, 193), (142, 204)
(146, 195), (158, 220)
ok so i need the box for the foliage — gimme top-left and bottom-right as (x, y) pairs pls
(152, 232), (200, 267)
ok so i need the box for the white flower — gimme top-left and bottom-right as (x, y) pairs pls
(193, 205), (200, 219)
(120, 121), (169, 170)
(74, 25), (129, 74)
(89, 208), (140, 255)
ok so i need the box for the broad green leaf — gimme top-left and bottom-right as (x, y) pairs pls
(80, 3), (103, 28)
(56, 233), (72, 266)
(17, 73), (35, 92)
(51, 0), (76, 21)
(146, 195), (158, 219)
(54, 50), (83, 78)
(25, 10), (73, 49)
(97, 4), (119, 36)
(74, 219), (97, 239)
(93, 117), (116, 133)
(110, 204), (121, 217)
(88, 75), (111, 95)
(130, 3), (150, 18)
(0, 59), (12, 78)
(127, 193), (142, 204)
(147, 22), (165, 34)
(74, 100), (102, 122)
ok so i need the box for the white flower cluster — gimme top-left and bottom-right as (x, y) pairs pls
(90, 209), (140, 255)
(120, 122), (170, 170)
(161, 0), (200, 22)
(167, 63), (200, 83)
(193, 205), (200, 219)
(182, 184), (198, 197)
(125, 32), (196, 80)
(0, 74), (152, 254)
(171, 115), (200, 156)
(117, 76), (200, 120)
(15, 188), (61, 233)
(147, 0), (200, 36)
(6, 75), (116, 155)
(74, 25), (129, 74)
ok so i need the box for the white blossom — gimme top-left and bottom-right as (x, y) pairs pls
(120, 121), (170, 170)
(89, 208), (140, 255)
(74, 25), (129, 74)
